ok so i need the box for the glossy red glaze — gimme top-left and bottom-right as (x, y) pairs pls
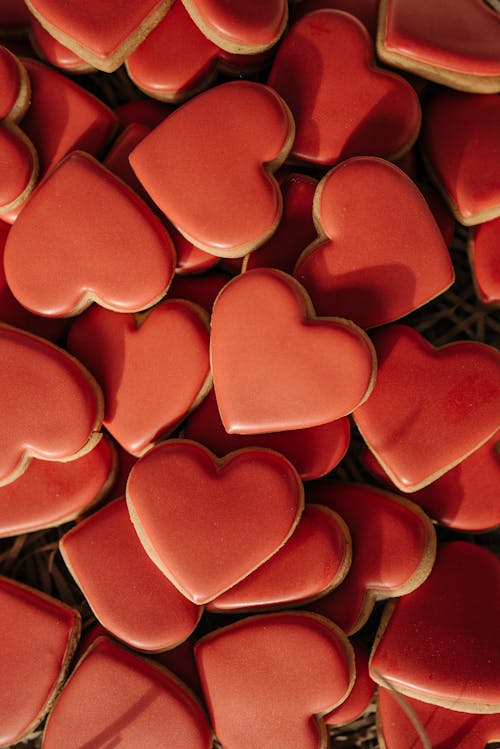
(291, 0), (380, 38)
(0, 44), (22, 119)
(0, 576), (80, 747)
(469, 217), (500, 306)
(210, 268), (376, 434)
(195, 612), (354, 749)
(307, 482), (436, 634)
(0, 124), (36, 210)
(30, 18), (91, 71)
(183, 388), (350, 480)
(126, 440), (304, 604)
(103, 122), (157, 207)
(4, 152), (175, 317)
(68, 301), (210, 455)
(130, 81), (294, 258)
(60, 499), (202, 652)
(168, 222), (219, 274)
(43, 637), (213, 748)
(325, 641), (374, 726)
(167, 272), (230, 312)
(370, 542), (500, 712)
(354, 324), (500, 491)
(268, 10), (420, 166)
(294, 158), (454, 328)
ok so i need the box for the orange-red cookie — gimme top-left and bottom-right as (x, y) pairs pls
(4, 151), (175, 317)
(421, 91), (500, 225)
(370, 541), (500, 713)
(180, 0), (288, 54)
(378, 687), (500, 749)
(307, 482), (436, 635)
(468, 217), (500, 307)
(29, 18), (93, 72)
(183, 388), (351, 480)
(166, 271), (230, 312)
(291, 0), (379, 37)
(195, 612), (354, 749)
(207, 504), (351, 612)
(130, 80), (295, 258)
(361, 432), (500, 532)
(0, 435), (115, 537)
(0, 44), (30, 122)
(268, 10), (420, 167)
(42, 636), (213, 748)
(0, 576), (80, 747)
(60, 498), (202, 652)
(210, 268), (376, 434)
(0, 323), (103, 487)
(353, 324), (500, 492)
(377, 0), (500, 93)
(325, 640), (374, 726)
(25, 0), (173, 72)
(126, 440), (304, 604)
(0, 122), (38, 215)
(68, 300), (211, 455)
(294, 158), (454, 328)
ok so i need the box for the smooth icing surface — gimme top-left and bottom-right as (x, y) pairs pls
(168, 222), (220, 274)
(68, 301), (211, 455)
(0, 44), (22, 119)
(126, 440), (304, 604)
(294, 158), (454, 328)
(362, 432), (500, 531)
(243, 173), (318, 274)
(43, 637), (213, 748)
(325, 641), (374, 726)
(291, 0), (380, 38)
(354, 325), (500, 491)
(378, 687), (500, 749)
(0, 436), (114, 537)
(370, 542), (500, 712)
(469, 216), (500, 306)
(4, 151), (175, 317)
(195, 612), (354, 749)
(60, 499), (202, 651)
(30, 18), (92, 71)
(210, 268), (376, 434)
(0, 576), (80, 747)
(207, 504), (351, 612)
(421, 92), (500, 225)
(130, 81), (294, 257)
(0, 124), (36, 209)
(0, 324), (103, 486)
(307, 482), (436, 634)
(268, 10), (420, 166)
(167, 272), (230, 312)
(181, 0), (287, 53)
(183, 388), (351, 480)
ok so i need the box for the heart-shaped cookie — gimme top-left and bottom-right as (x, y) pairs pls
(130, 80), (295, 258)
(183, 388), (351, 480)
(207, 504), (351, 612)
(115, 98), (171, 129)
(353, 324), (500, 492)
(210, 268), (376, 434)
(421, 91), (500, 225)
(468, 217), (500, 307)
(325, 640), (374, 726)
(0, 122), (38, 216)
(4, 151), (176, 317)
(294, 157), (454, 328)
(25, 0), (173, 72)
(126, 440), (304, 604)
(67, 300), (211, 455)
(60, 499), (202, 652)
(43, 636), (213, 749)
(0, 323), (103, 487)
(0, 576), (80, 747)
(307, 482), (436, 634)
(29, 18), (94, 73)
(268, 10), (420, 166)
(0, 44), (30, 122)
(378, 0), (500, 93)
(370, 541), (500, 713)
(291, 0), (380, 38)
(195, 612), (354, 749)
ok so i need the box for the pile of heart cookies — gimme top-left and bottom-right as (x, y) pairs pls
(0, 1), (499, 748)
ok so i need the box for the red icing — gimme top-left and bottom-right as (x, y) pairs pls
(130, 81), (294, 257)
(4, 152), (175, 317)
(60, 499), (202, 652)
(167, 272), (230, 312)
(294, 158), (454, 328)
(268, 10), (420, 166)
(0, 576), (80, 746)
(126, 440), (304, 604)
(370, 542), (500, 712)
(325, 641), (374, 726)
(195, 612), (354, 749)
(43, 637), (213, 748)
(68, 301), (210, 455)
(210, 268), (376, 434)
(469, 216), (500, 306)
(0, 44), (22, 119)
(291, 0), (380, 39)
(30, 18), (91, 71)
(115, 99), (172, 129)
(0, 124), (35, 209)
(307, 482), (435, 634)
(183, 388), (351, 480)
(354, 324), (500, 491)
